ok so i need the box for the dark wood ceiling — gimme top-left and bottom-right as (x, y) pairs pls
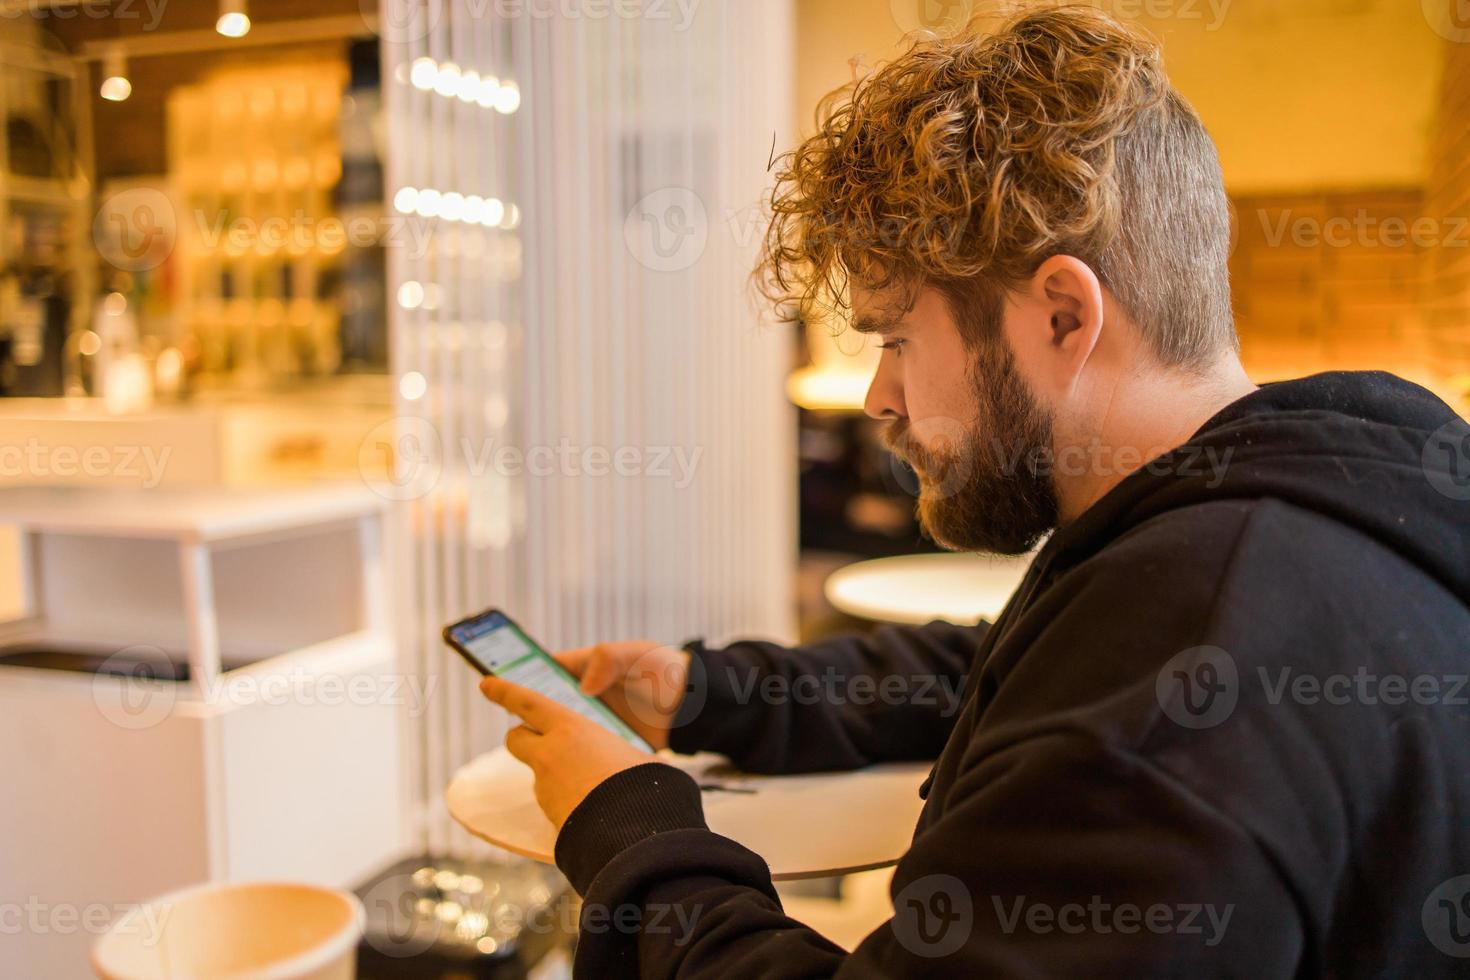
(39, 0), (366, 48)
(18, 0), (369, 182)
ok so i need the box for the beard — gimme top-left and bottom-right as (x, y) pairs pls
(882, 336), (1059, 555)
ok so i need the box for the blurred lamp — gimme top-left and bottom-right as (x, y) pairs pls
(787, 308), (879, 412)
(216, 0), (251, 38)
(100, 48), (131, 102)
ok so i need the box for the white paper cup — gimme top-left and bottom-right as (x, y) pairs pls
(93, 880), (364, 980)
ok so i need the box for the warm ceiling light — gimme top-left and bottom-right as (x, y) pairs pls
(216, 0), (250, 37)
(99, 47), (131, 102)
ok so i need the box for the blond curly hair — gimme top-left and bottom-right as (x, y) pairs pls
(757, 3), (1235, 366)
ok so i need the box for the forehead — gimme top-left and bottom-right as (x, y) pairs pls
(850, 282), (954, 334)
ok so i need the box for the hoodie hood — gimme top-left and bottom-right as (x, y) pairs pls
(1045, 371), (1470, 605)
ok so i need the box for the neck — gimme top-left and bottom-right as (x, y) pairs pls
(1054, 351), (1257, 523)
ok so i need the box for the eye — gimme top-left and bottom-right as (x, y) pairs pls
(879, 339), (906, 357)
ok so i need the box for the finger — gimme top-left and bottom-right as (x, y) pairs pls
(479, 675), (580, 731)
(552, 646), (594, 678)
(503, 724), (543, 766)
(578, 646), (619, 696)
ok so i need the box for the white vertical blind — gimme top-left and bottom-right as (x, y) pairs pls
(380, 0), (797, 856)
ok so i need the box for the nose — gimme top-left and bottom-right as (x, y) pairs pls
(863, 348), (906, 421)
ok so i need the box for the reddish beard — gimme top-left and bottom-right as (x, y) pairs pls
(879, 337), (1059, 555)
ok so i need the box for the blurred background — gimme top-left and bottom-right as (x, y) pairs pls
(0, 0), (1466, 976)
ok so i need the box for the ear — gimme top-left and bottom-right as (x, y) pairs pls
(1013, 255), (1106, 396)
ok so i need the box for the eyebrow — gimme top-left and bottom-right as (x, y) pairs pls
(850, 312), (903, 335)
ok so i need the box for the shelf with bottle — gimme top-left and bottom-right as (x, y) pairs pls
(0, 29), (93, 400)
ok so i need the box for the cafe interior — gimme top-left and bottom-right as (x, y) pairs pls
(1, 0), (1467, 976)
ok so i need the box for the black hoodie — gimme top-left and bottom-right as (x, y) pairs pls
(552, 371), (1470, 979)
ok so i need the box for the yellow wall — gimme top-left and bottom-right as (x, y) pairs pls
(0, 528), (20, 622)
(795, 0), (1447, 193)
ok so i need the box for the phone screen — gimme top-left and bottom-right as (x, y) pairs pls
(446, 610), (653, 753)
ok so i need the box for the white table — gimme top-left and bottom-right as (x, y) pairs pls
(0, 483), (387, 691)
(448, 749), (930, 880)
(0, 483), (403, 978)
(824, 551), (1034, 626)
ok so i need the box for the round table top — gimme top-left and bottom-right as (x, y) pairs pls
(447, 749), (930, 881)
(824, 551), (1034, 625)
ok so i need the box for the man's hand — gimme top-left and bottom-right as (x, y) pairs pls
(479, 675), (655, 829)
(552, 641), (692, 751)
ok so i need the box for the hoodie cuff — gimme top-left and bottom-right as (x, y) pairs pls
(667, 639), (748, 756)
(553, 762), (708, 896)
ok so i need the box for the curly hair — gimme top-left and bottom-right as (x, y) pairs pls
(757, 3), (1235, 367)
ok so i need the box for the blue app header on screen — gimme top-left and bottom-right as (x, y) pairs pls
(450, 610), (512, 645)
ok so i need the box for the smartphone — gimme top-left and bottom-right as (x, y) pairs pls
(443, 608), (654, 753)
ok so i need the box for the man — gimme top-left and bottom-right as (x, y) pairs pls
(479, 6), (1470, 977)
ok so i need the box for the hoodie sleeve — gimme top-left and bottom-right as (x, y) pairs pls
(554, 735), (1304, 980)
(666, 619), (986, 773)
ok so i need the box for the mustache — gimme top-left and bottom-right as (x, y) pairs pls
(882, 421), (959, 475)
(880, 420), (907, 453)
(880, 421), (919, 465)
